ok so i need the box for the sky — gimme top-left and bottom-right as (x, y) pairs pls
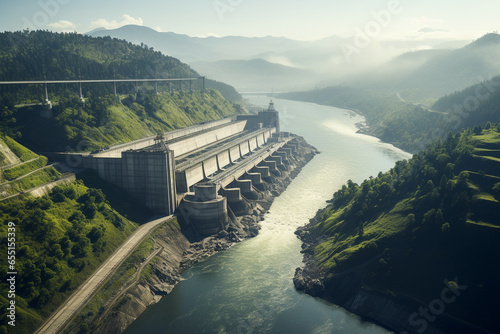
(0, 0), (498, 41)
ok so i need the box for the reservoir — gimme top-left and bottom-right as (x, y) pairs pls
(124, 96), (412, 334)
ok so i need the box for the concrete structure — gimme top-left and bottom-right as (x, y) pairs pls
(175, 127), (275, 193)
(223, 188), (242, 202)
(254, 166), (270, 178)
(181, 184), (228, 236)
(237, 100), (280, 133)
(69, 101), (294, 236)
(91, 117), (234, 158)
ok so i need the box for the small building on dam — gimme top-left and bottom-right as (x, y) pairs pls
(68, 101), (300, 236)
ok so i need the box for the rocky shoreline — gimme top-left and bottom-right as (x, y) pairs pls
(89, 136), (318, 334)
(293, 211), (456, 334)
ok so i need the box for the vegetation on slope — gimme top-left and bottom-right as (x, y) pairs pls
(0, 88), (243, 152)
(308, 125), (500, 333)
(0, 134), (61, 197)
(0, 175), (149, 334)
(0, 135), (38, 165)
(394, 33), (500, 101)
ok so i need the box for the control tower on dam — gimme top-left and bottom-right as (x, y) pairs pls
(69, 101), (300, 236)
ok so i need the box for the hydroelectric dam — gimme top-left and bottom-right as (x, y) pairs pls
(64, 102), (304, 236)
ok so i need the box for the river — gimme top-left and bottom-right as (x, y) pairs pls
(124, 96), (412, 334)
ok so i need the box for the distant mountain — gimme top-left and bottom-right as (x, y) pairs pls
(192, 58), (324, 91)
(88, 25), (488, 93)
(0, 30), (243, 152)
(0, 30), (241, 102)
(432, 75), (500, 128)
(390, 49), (452, 67)
(433, 40), (470, 49)
(87, 25), (343, 91)
(395, 33), (500, 100)
(279, 71), (500, 154)
(85, 27), (107, 35)
(339, 33), (500, 102)
(87, 25), (317, 64)
(342, 49), (453, 90)
(87, 25), (220, 62)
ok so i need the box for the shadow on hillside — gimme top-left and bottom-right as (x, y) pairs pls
(76, 170), (153, 224)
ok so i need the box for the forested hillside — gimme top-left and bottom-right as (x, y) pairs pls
(0, 174), (150, 334)
(394, 33), (500, 100)
(279, 34), (500, 154)
(0, 30), (241, 102)
(0, 31), (245, 152)
(297, 125), (500, 333)
(1, 88), (242, 152)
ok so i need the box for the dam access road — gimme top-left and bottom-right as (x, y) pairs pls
(35, 215), (173, 334)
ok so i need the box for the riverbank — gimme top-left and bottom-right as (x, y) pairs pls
(293, 209), (448, 334)
(82, 135), (318, 334)
(293, 197), (495, 334)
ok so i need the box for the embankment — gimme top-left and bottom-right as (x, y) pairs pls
(293, 211), (489, 334)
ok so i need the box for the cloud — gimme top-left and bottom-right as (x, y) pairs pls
(419, 27), (449, 33)
(90, 14), (143, 30)
(46, 20), (77, 32)
(412, 16), (443, 25)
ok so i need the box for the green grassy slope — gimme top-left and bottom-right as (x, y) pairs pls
(3, 89), (243, 152)
(308, 125), (500, 333)
(0, 134), (61, 198)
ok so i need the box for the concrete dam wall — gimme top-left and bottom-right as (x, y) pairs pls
(72, 101), (286, 236)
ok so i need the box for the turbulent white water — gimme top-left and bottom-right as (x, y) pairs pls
(124, 97), (412, 334)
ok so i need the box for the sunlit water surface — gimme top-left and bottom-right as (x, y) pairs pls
(124, 97), (412, 334)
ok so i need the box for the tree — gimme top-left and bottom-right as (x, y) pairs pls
(73, 237), (91, 257)
(88, 188), (106, 204)
(441, 222), (451, 233)
(87, 225), (105, 243)
(82, 200), (97, 219)
(51, 186), (66, 202)
(439, 174), (448, 190)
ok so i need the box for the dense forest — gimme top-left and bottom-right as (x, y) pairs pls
(279, 75), (500, 153)
(0, 30), (241, 102)
(299, 124), (500, 333)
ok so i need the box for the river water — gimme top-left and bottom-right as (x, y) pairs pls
(124, 96), (412, 334)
